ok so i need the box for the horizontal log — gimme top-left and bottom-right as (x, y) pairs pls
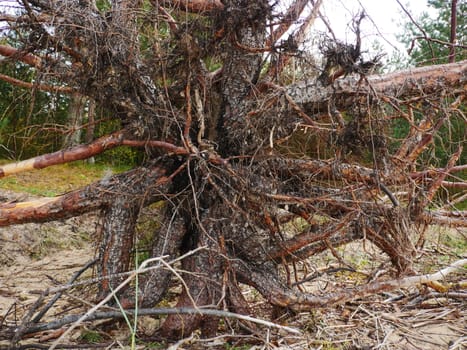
(0, 44), (42, 68)
(442, 181), (467, 189)
(287, 60), (467, 109)
(237, 256), (467, 310)
(423, 210), (467, 227)
(0, 165), (171, 226)
(0, 132), (125, 178)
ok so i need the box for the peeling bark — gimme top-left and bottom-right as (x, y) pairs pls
(97, 196), (141, 298)
(0, 132), (188, 178)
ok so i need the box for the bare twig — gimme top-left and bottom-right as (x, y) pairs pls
(32, 259), (97, 323)
(26, 307), (301, 337)
(395, 0), (435, 60)
(48, 247), (207, 349)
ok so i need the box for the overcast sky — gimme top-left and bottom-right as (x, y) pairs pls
(312, 0), (435, 61)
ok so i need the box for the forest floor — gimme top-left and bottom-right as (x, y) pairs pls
(0, 162), (466, 349)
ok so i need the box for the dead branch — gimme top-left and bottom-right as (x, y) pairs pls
(0, 0), (465, 343)
(267, 213), (354, 261)
(423, 146), (463, 204)
(0, 44), (42, 68)
(396, 0), (435, 59)
(0, 131), (190, 178)
(423, 210), (467, 227)
(265, 0), (322, 79)
(7, 307), (299, 339)
(0, 73), (74, 93)
(10, 259), (97, 344)
(237, 258), (467, 311)
(266, 0), (309, 47)
(158, 0), (224, 12)
(411, 164), (467, 179)
(442, 181), (467, 189)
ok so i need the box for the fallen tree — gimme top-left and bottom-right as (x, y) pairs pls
(0, 0), (465, 344)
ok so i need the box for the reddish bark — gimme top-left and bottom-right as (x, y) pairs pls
(0, 0), (465, 343)
(267, 215), (352, 261)
(159, 0), (224, 12)
(0, 44), (42, 67)
(0, 73), (73, 93)
(266, 0), (310, 47)
(0, 132), (189, 178)
(449, 0), (458, 63)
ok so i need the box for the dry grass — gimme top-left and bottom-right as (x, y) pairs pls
(0, 160), (129, 196)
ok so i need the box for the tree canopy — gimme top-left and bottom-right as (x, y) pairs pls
(398, 0), (467, 65)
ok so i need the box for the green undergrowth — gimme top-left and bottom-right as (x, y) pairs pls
(0, 159), (131, 196)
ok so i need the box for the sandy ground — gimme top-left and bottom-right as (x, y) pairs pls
(0, 190), (96, 317)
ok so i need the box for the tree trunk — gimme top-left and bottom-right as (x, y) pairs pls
(86, 99), (96, 164)
(97, 196), (140, 299)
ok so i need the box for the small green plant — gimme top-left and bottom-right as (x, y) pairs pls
(78, 329), (103, 343)
(111, 251), (141, 350)
(440, 232), (467, 256)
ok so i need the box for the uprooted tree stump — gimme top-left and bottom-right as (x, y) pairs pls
(0, 0), (465, 344)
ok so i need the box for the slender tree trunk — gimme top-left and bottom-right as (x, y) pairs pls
(449, 0), (457, 63)
(63, 93), (86, 148)
(86, 99), (96, 164)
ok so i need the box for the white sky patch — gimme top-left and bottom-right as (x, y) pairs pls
(311, 0), (437, 62)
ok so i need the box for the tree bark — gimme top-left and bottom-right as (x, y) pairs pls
(97, 196), (141, 298)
